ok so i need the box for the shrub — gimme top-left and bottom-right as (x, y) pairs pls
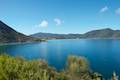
(0, 54), (118, 80)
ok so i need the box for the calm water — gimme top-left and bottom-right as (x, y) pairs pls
(0, 39), (120, 78)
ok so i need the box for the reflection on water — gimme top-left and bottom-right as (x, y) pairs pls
(40, 42), (48, 59)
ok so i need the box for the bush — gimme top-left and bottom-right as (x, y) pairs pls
(0, 54), (118, 80)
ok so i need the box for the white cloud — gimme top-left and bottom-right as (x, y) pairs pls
(116, 8), (120, 15)
(54, 18), (63, 26)
(100, 6), (108, 13)
(39, 20), (48, 27)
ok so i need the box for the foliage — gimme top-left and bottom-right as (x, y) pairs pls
(65, 55), (91, 80)
(0, 54), (118, 80)
(33, 38), (47, 42)
(0, 54), (54, 80)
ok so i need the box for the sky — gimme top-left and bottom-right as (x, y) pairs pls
(0, 0), (120, 35)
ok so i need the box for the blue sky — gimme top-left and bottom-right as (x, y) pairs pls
(0, 0), (120, 35)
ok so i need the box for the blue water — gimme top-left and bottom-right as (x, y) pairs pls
(0, 39), (120, 78)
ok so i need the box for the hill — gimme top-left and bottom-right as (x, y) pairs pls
(0, 21), (32, 43)
(30, 28), (120, 39)
(30, 32), (81, 39)
(82, 28), (120, 39)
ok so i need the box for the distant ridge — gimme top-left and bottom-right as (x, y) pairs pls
(82, 28), (120, 38)
(30, 32), (81, 39)
(0, 21), (32, 43)
(30, 28), (120, 39)
(1, 20), (120, 44)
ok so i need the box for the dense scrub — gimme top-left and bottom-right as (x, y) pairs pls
(0, 54), (118, 80)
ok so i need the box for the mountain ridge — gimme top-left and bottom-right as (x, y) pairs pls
(0, 21), (32, 43)
(30, 28), (120, 39)
(1, 20), (120, 44)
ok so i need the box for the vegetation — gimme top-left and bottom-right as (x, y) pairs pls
(0, 54), (119, 80)
(0, 21), (33, 43)
(33, 38), (47, 42)
(0, 21), (47, 44)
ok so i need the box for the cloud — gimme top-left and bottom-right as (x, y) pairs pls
(54, 18), (63, 26)
(116, 8), (120, 15)
(100, 6), (108, 13)
(39, 20), (48, 27)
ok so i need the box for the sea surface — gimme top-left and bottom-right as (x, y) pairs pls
(0, 39), (120, 78)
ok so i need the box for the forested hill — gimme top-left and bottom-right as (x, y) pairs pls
(0, 21), (32, 43)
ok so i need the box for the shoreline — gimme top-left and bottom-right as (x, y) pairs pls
(0, 41), (47, 46)
(1, 38), (120, 46)
(47, 38), (120, 41)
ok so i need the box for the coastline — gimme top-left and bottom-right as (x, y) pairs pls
(1, 38), (120, 46)
(47, 38), (120, 41)
(0, 41), (47, 46)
